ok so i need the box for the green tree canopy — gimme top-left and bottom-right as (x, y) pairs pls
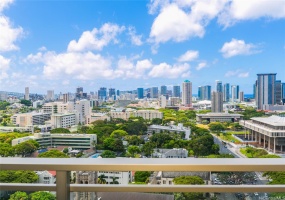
(0, 143), (15, 157)
(20, 99), (32, 106)
(134, 171), (151, 183)
(0, 170), (38, 183)
(38, 149), (69, 158)
(126, 145), (141, 157)
(173, 176), (205, 200)
(141, 142), (156, 157)
(14, 140), (38, 157)
(110, 130), (128, 139)
(208, 122), (225, 133)
(29, 191), (56, 200)
(101, 150), (116, 158)
(9, 191), (29, 200)
(50, 128), (70, 133)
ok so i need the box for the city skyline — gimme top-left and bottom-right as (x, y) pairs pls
(1, 0), (285, 94)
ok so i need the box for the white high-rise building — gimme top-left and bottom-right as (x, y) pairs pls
(182, 80), (192, 107)
(46, 90), (54, 101)
(25, 87), (29, 100)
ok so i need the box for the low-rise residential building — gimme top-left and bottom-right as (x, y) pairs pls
(110, 110), (163, 121)
(154, 171), (210, 185)
(152, 148), (188, 158)
(12, 132), (97, 150)
(133, 110), (163, 120)
(11, 112), (51, 127)
(196, 112), (243, 123)
(240, 115), (285, 153)
(147, 124), (191, 139)
(36, 171), (56, 184)
(86, 113), (110, 124)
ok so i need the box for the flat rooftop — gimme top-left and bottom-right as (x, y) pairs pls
(251, 115), (285, 126)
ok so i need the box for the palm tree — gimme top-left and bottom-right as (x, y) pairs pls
(97, 174), (107, 184)
(110, 176), (119, 184)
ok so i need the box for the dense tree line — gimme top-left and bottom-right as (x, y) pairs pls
(9, 191), (55, 200)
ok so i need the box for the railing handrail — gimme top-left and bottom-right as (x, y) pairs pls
(1, 158), (285, 199)
(1, 158), (285, 171)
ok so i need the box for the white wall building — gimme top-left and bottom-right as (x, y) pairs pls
(25, 87), (29, 100)
(46, 90), (55, 101)
(11, 112), (51, 127)
(97, 171), (131, 185)
(240, 115), (285, 153)
(148, 124), (191, 139)
(36, 171), (56, 184)
(50, 113), (76, 128)
(12, 132), (97, 150)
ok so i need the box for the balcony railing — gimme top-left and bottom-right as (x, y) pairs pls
(1, 158), (285, 200)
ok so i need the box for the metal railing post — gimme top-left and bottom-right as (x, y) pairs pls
(56, 171), (70, 200)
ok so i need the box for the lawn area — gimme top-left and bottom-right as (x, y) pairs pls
(196, 124), (209, 129)
(218, 132), (241, 144)
(226, 131), (246, 135)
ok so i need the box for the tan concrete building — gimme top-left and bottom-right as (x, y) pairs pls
(240, 115), (285, 153)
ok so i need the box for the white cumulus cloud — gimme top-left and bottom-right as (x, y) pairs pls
(220, 38), (260, 58)
(148, 0), (285, 47)
(178, 50), (199, 62)
(148, 62), (190, 78)
(149, 4), (204, 44)
(67, 23), (125, 52)
(225, 70), (249, 78)
(0, 0), (13, 13)
(219, 0), (285, 27)
(196, 62), (207, 70)
(128, 27), (143, 46)
(42, 51), (114, 80)
(0, 55), (10, 79)
(0, 15), (23, 52)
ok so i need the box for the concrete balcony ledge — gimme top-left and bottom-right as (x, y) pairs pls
(1, 158), (285, 171)
(1, 158), (285, 199)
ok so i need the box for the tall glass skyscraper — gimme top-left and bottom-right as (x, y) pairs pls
(98, 87), (107, 100)
(223, 83), (230, 102)
(161, 85), (167, 96)
(231, 85), (239, 101)
(150, 87), (159, 98)
(137, 88), (144, 99)
(216, 80), (223, 93)
(275, 80), (282, 105)
(173, 86), (181, 97)
(182, 80), (192, 107)
(256, 73), (277, 109)
(198, 85), (211, 100)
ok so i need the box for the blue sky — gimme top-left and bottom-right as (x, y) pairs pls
(0, 0), (285, 94)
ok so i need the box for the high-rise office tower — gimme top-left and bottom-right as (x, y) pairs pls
(216, 80), (223, 93)
(47, 90), (54, 101)
(150, 87), (159, 98)
(198, 85), (211, 100)
(275, 80), (282, 105)
(137, 88), (144, 99)
(239, 91), (244, 102)
(76, 87), (83, 99)
(161, 85), (167, 96)
(63, 93), (69, 103)
(223, 83), (230, 102)
(173, 86), (180, 97)
(256, 73), (277, 109)
(98, 87), (107, 100)
(109, 88), (116, 97)
(282, 83), (285, 104)
(182, 80), (192, 107)
(116, 90), (120, 96)
(211, 91), (223, 113)
(253, 83), (256, 99)
(25, 87), (29, 100)
(231, 85), (239, 101)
